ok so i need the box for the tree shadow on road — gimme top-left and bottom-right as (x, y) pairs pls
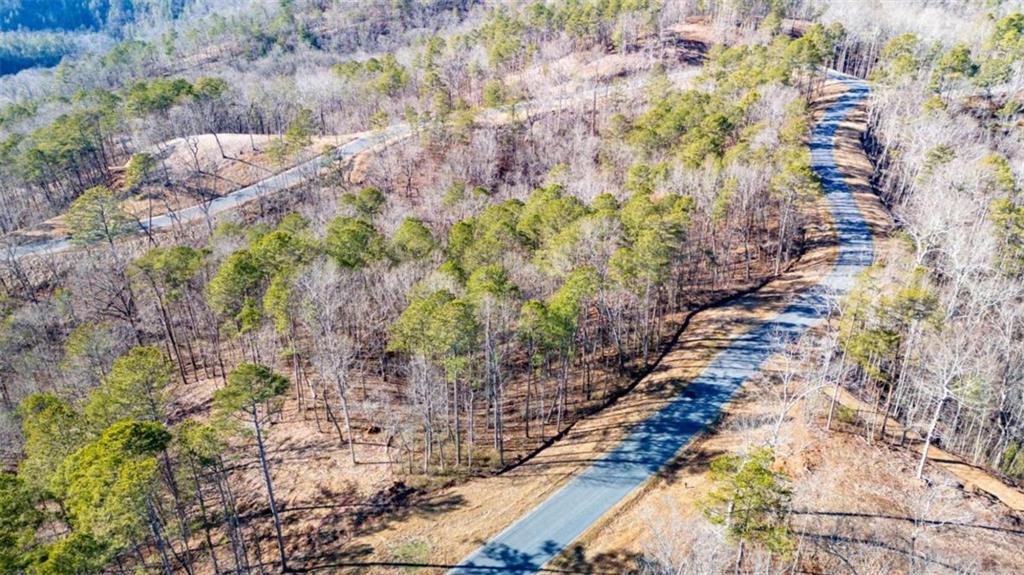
(285, 484), (467, 572)
(550, 543), (645, 574)
(291, 541), (642, 574)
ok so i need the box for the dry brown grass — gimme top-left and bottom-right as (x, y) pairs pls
(320, 78), (1024, 574)
(825, 386), (1024, 513)
(4, 133), (352, 246)
(308, 80), (857, 574)
(121, 133), (347, 216)
(566, 78), (1024, 573)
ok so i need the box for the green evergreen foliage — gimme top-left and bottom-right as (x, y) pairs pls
(1001, 442), (1024, 478)
(132, 246), (205, 302)
(16, 393), (85, 493)
(482, 78), (507, 107)
(214, 363), (290, 417)
(872, 33), (925, 83)
(838, 268), (940, 382)
(341, 186), (387, 221)
(610, 228), (673, 292)
(546, 266), (599, 338)
(331, 54), (409, 96)
(30, 532), (107, 575)
(770, 145), (821, 199)
(0, 473), (44, 572)
(84, 346), (172, 430)
(55, 420), (171, 560)
(973, 56), (1013, 91)
(703, 447), (795, 558)
(517, 267), (599, 356)
(206, 215), (319, 337)
(623, 34), (827, 171)
(176, 419), (228, 467)
(628, 90), (712, 154)
(122, 151), (156, 191)
(988, 13), (1024, 57)
(524, 0), (655, 44)
(206, 249), (263, 327)
(263, 273), (294, 334)
(0, 100), (38, 130)
(446, 199), (525, 278)
(284, 108), (315, 151)
(479, 8), (527, 68)
(516, 184), (588, 249)
(250, 229), (314, 277)
(65, 185), (134, 245)
(15, 105), (110, 185)
(390, 289), (480, 376)
(391, 217), (437, 261)
(276, 212), (311, 235)
(610, 188), (694, 294)
(590, 192), (619, 215)
(931, 43), (977, 90)
(367, 54), (410, 96)
(325, 216), (387, 269)
(268, 108), (316, 163)
(980, 154), (1017, 197)
(125, 77), (193, 116)
(191, 76), (229, 101)
(991, 199), (1024, 277)
(466, 263), (519, 303)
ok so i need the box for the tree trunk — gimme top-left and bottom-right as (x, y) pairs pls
(453, 375), (461, 466)
(916, 392), (947, 479)
(338, 386), (356, 465)
(147, 501), (176, 575)
(252, 406), (288, 572)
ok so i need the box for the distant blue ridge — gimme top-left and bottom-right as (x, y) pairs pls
(448, 72), (874, 575)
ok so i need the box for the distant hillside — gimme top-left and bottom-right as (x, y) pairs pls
(0, 0), (190, 75)
(0, 0), (193, 33)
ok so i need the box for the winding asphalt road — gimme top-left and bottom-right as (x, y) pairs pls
(5, 124), (411, 259)
(5, 70), (699, 261)
(447, 72), (874, 574)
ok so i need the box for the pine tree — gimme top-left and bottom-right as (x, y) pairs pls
(213, 364), (290, 572)
(703, 447), (795, 568)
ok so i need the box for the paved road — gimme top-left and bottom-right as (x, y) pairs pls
(4, 69), (699, 261)
(5, 124), (411, 259)
(448, 72), (874, 574)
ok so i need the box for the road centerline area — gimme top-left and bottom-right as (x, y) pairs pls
(448, 73), (873, 575)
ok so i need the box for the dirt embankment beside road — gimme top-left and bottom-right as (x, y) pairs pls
(330, 78), (1024, 575)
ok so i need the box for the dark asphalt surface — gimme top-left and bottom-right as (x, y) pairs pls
(448, 72), (874, 574)
(6, 72), (692, 260)
(6, 124), (410, 259)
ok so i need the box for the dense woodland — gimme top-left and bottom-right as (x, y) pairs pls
(0, 0), (210, 75)
(0, 0), (1022, 574)
(824, 6), (1024, 483)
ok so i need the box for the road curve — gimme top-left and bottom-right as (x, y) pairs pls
(5, 70), (700, 261)
(448, 72), (874, 574)
(5, 124), (412, 259)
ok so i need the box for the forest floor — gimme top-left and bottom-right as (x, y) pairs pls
(548, 78), (1024, 573)
(3, 19), (710, 260)
(824, 386), (1024, 513)
(145, 31), (726, 574)
(122, 133), (350, 216)
(312, 80), (849, 573)
(4, 133), (349, 245)
(296, 78), (1024, 574)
